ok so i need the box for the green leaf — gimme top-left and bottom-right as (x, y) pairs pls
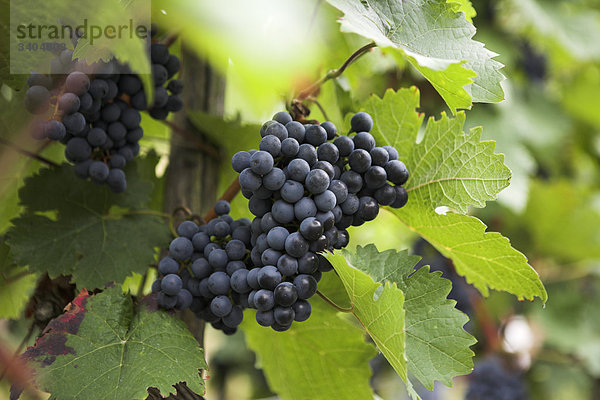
(242, 295), (377, 400)
(391, 204), (546, 301)
(344, 245), (476, 389)
(23, 286), (206, 399)
(326, 252), (419, 399)
(7, 161), (170, 290)
(447, 0), (476, 22)
(363, 88), (511, 213)
(325, 0), (504, 111)
(0, 241), (37, 319)
(360, 88), (547, 302)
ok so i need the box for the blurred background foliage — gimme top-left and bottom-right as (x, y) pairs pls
(2, 0), (600, 399)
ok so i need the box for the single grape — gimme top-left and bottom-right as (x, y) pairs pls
(280, 138), (300, 157)
(305, 169), (330, 194)
(365, 166), (388, 189)
(191, 258), (211, 279)
(225, 239), (246, 260)
(315, 211), (335, 231)
(265, 122), (288, 141)
(298, 252), (318, 274)
(44, 121), (66, 141)
(258, 266), (282, 290)
(208, 271), (230, 295)
(256, 310), (275, 326)
(65, 71), (90, 95)
(263, 168), (286, 191)
(58, 93), (81, 114)
(66, 137), (92, 161)
(158, 257), (179, 275)
(260, 135), (282, 156)
(158, 292), (178, 309)
(334, 136), (355, 157)
(314, 190), (337, 212)
(294, 274), (318, 299)
(254, 289), (275, 311)
(305, 125), (327, 146)
(294, 197), (317, 220)
(287, 158), (311, 182)
(316, 142), (339, 164)
(210, 295), (233, 317)
(320, 121), (337, 140)
(297, 143), (318, 166)
(272, 200), (295, 224)
(267, 226), (289, 251)
(370, 147), (390, 166)
(239, 168), (262, 191)
(285, 121), (305, 143)
(273, 111), (293, 125)
(177, 221), (199, 239)
(385, 160), (409, 185)
(353, 131), (376, 151)
(107, 168), (127, 193)
(383, 145), (399, 160)
(348, 149), (372, 173)
(293, 300), (312, 322)
(284, 232), (309, 258)
(276, 254), (298, 276)
(274, 282), (298, 307)
(63, 112), (87, 135)
(350, 112), (373, 133)
(279, 180), (304, 203)
(230, 269), (251, 293)
(214, 200), (231, 216)
(161, 273), (183, 296)
(89, 161), (109, 182)
(250, 151), (274, 175)
(176, 289), (193, 310)
(340, 170), (363, 193)
(374, 184), (397, 206)
(169, 237), (194, 261)
(312, 161), (335, 180)
(222, 305), (244, 328)
(391, 186), (408, 209)
(274, 306), (295, 325)
(261, 248), (283, 267)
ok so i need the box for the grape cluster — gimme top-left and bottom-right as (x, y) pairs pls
(228, 110), (409, 331)
(466, 357), (528, 400)
(152, 201), (253, 335)
(23, 28), (183, 192)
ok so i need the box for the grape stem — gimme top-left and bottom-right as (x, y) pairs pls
(306, 96), (330, 121)
(0, 137), (59, 167)
(316, 290), (354, 313)
(159, 119), (220, 160)
(295, 41), (377, 102)
(163, 33), (180, 47)
(204, 178), (242, 222)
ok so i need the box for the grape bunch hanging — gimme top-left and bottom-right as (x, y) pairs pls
(154, 111), (409, 333)
(23, 29), (183, 192)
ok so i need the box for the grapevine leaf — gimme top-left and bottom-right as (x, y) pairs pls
(391, 203), (546, 301)
(0, 241), (37, 319)
(361, 88), (546, 301)
(22, 287), (206, 399)
(325, 0), (504, 111)
(6, 161), (170, 290)
(363, 88), (511, 213)
(447, 0), (476, 22)
(242, 294), (377, 400)
(326, 253), (420, 399)
(345, 245), (476, 389)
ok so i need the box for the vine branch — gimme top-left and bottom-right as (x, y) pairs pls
(0, 137), (59, 167)
(295, 41), (377, 102)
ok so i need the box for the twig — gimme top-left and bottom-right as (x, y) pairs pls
(471, 293), (500, 353)
(316, 290), (353, 313)
(0, 137), (59, 167)
(159, 120), (220, 160)
(203, 178), (242, 222)
(296, 42), (377, 102)
(163, 33), (180, 47)
(307, 96), (330, 121)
